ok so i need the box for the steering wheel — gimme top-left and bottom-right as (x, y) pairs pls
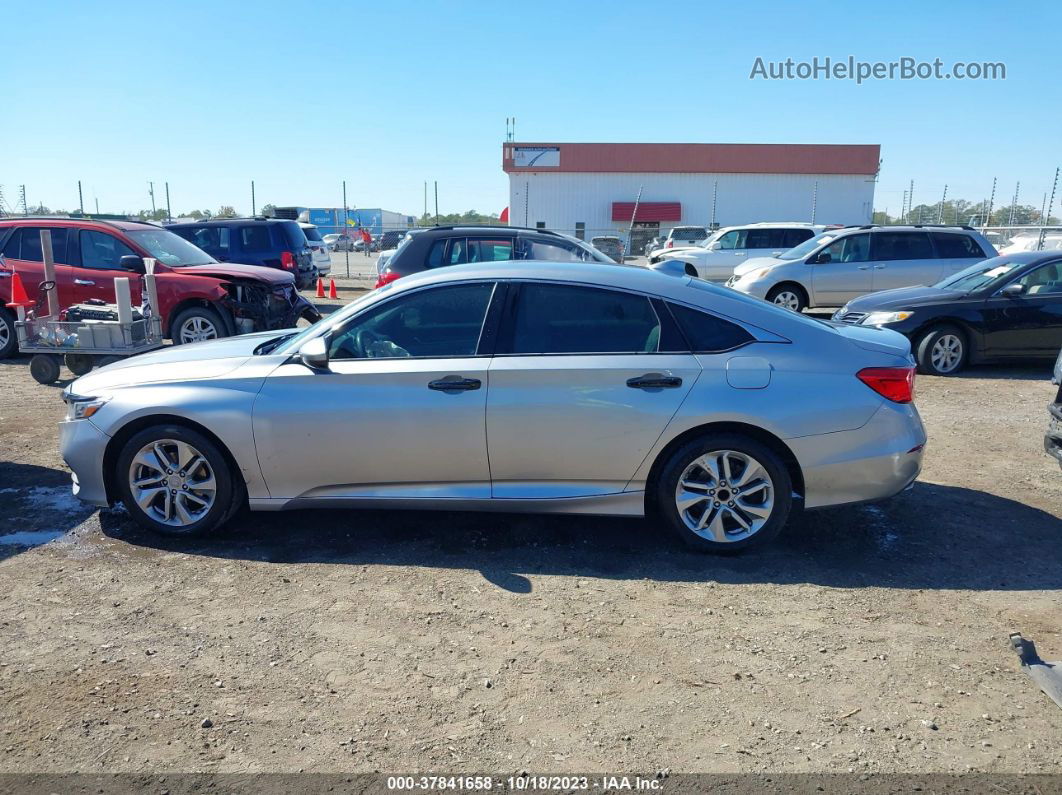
(354, 328), (387, 358)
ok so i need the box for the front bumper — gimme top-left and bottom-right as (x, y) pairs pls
(727, 277), (770, 299)
(59, 418), (112, 508)
(789, 401), (927, 509)
(289, 295), (321, 325)
(1044, 402), (1062, 465)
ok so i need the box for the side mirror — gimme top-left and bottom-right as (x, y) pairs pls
(1000, 283), (1025, 298)
(814, 252), (832, 264)
(120, 255), (146, 273)
(706, 242), (722, 251)
(299, 336), (330, 369)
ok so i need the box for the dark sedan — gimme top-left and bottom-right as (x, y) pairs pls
(1046, 347), (1062, 469)
(832, 251), (1062, 375)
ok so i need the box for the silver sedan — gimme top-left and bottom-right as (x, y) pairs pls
(59, 262), (926, 552)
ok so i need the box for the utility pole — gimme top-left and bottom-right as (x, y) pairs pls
(710, 180), (718, 229)
(434, 181), (439, 226)
(985, 177), (996, 228)
(78, 180), (85, 215)
(1009, 181), (1020, 226)
(19, 185), (27, 215)
(251, 180), (256, 216)
(1039, 167), (1059, 250)
(165, 182), (171, 222)
(908, 179), (914, 223)
(523, 181), (529, 227)
(95, 197), (100, 214)
(937, 185), (947, 224)
(149, 181), (156, 215)
(811, 181), (818, 224)
(626, 185), (643, 259)
(342, 180), (349, 278)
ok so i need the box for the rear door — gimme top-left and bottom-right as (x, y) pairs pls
(0, 226), (79, 311)
(71, 229), (144, 306)
(486, 281), (700, 498)
(810, 232), (873, 304)
(930, 232), (990, 281)
(869, 231), (936, 291)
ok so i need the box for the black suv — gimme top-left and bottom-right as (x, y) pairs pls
(376, 226), (613, 287)
(167, 218), (316, 289)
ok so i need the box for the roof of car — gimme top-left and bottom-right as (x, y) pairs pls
(0, 216), (159, 231)
(166, 217), (290, 226)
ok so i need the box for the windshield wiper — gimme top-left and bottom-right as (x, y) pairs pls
(254, 333), (297, 355)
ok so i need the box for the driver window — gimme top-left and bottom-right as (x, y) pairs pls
(717, 230), (747, 250)
(821, 233), (869, 264)
(1015, 262), (1062, 295)
(328, 283), (495, 360)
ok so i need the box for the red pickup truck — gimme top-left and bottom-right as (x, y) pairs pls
(0, 218), (320, 358)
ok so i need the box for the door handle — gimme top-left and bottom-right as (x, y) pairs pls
(627, 374), (683, 389)
(428, 376), (481, 392)
(873, 265), (886, 269)
(74, 279), (96, 285)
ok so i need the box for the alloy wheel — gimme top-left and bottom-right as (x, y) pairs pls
(674, 450), (775, 543)
(931, 334), (963, 373)
(128, 439), (216, 527)
(772, 291), (802, 311)
(179, 316), (219, 344)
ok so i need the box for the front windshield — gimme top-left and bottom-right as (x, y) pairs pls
(127, 229), (217, 266)
(778, 231), (837, 261)
(935, 258), (1021, 292)
(273, 287), (388, 355)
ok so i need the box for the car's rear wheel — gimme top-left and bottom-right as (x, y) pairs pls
(916, 325), (967, 375)
(116, 425), (242, 536)
(0, 309), (17, 359)
(766, 283), (808, 312)
(171, 306), (228, 345)
(655, 434), (793, 553)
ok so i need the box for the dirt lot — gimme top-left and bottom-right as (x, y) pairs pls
(0, 311), (1060, 774)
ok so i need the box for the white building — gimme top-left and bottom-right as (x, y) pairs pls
(502, 142), (879, 251)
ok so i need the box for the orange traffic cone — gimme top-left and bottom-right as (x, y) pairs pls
(315, 277), (325, 298)
(5, 271), (33, 309)
(328, 279), (338, 300)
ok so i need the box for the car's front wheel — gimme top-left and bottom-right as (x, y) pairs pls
(0, 309), (17, 359)
(171, 306), (228, 345)
(766, 283), (808, 312)
(656, 434), (793, 553)
(116, 425), (242, 536)
(915, 325), (967, 375)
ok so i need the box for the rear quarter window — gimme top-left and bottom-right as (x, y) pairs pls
(279, 221), (308, 249)
(931, 232), (986, 258)
(668, 303), (754, 352)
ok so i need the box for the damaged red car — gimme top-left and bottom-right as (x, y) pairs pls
(0, 218), (320, 357)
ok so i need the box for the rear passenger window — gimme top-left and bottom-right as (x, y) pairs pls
(468, 238), (514, 262)
(782, 228), (814, 247)
(745, 229), (786, 248)
(930, 232), (986, 258)
(2, 228), (71, 264)
(426, 240), (446, 268)
(508, 284), (663, 354)
(240, 225), (272, 252)
(872, 232), (934, 261)
(668, 303), (753, 352)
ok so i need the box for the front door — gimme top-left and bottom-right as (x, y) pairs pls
(71, 229), (144, 307)
(253, 281), (499, 500)
(486, 282), (699, 498)
(981, 261), (1062, 358)
(810, 232), (872, 305)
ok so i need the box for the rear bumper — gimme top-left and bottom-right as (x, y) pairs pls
(58, 418), (111, 508)
(1044, 403), (1062, 464)
(789, 401), (927, 509)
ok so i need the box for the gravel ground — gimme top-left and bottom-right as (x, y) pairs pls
(0, 314), (1060, 774)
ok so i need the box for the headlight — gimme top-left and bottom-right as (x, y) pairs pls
(64, 394), (110, 421)
(737, 268), (773, 282)
(862, 311), (914, 325)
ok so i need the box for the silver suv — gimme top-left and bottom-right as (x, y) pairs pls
(728, 225), (997, 311)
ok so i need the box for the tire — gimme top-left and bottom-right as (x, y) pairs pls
(0, 309), (16, 359)
(65, 353), (95, 376)
(29, 354), (62, 384)
(116, 424), (243, 536)
(915, 325), (967, 376)
(766, 283), (808, 313)
(170, 306), (228, 345)
(655, 433), (793, 553)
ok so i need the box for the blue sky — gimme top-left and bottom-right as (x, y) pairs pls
(5, 0), (1059, 218)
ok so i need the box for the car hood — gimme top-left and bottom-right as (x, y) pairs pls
(166, 263), (296, 285)
(844, 285), (966, 311)
(67, 329), (295, 393)
(733, 255), (796, 278)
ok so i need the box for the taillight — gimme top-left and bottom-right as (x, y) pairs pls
(375, 270), (401, 289)
(280, 251), (295, 270)
(857, 366), (915, 403)
(666, 240), (673, 248)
